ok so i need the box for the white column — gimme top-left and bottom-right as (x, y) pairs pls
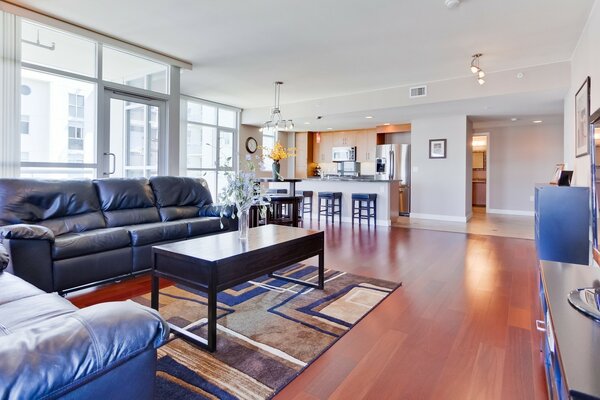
(0, 11), (21, 178)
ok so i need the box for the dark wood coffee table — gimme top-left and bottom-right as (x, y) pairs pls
(151, 225), (324, 352)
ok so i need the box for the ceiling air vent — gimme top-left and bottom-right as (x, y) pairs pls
(409, 85), (427, 98)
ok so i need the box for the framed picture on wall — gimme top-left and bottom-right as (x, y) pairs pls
(575, 76), (591, 158)
(429, 139), (447, 159)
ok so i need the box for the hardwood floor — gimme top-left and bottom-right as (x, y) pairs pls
(69, 222), (547, 400)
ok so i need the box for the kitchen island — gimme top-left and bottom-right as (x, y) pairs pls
(267, 177), (400, 226)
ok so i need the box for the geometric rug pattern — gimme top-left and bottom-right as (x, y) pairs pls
(133, 264), (401, 400)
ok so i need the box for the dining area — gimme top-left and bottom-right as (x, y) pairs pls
(249, 178), (308, 228)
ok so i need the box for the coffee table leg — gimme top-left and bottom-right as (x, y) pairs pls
(151, 274), (159, 310)
(207, 286), (217, 352)
(318, 250), (324, 290)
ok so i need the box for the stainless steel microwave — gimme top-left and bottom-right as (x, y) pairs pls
(332, 146), (356, 162)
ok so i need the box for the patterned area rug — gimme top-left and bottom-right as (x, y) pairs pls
(133, 264), (401, 400)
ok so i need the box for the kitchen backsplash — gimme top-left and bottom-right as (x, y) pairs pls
(319, 162), (376, 175)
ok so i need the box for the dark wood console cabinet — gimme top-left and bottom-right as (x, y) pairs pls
(539, 262), (600, 400)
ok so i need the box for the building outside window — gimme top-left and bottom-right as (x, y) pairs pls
(20, 115), (29, 134)
(68, 93), (85, 119)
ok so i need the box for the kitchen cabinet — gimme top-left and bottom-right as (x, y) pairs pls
(472, 181), (486, 206)
(332, 131), (357, 147)
(313, 132), (333, 163)
(473, 152), (485, 169)
(356, 129), (378, 162)
(294, 132), (314, 178)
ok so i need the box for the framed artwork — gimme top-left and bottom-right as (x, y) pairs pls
(429, 139), (447, 159)
(550, 163), (565, 185)
(575, 76), (591, 158)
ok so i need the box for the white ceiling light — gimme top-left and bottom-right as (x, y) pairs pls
(365, 116), (374, 119)
(470, 53), (486, 85)
(533, 120), (543, 124)
(261, 81), (294, 134)
(445, 0), (460, 9)
(511, 117), (518, 121)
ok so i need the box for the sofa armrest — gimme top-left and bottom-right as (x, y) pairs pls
(0, 301), (169, 400)
(0, 224), (55, 242)
(199, 204), (234, 218)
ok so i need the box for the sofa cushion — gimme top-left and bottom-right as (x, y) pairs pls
(52, 228), (131, 260)
(93, 178), (161, 227)
(122, 221), (188, 247)
(0, 292), (76, 333)
(0, 179), (105, 236)
(183, 217), (228, 237)
(0, 273), (42, 306)
(159, 205), (202, 222)
(149, 176), (213, 221)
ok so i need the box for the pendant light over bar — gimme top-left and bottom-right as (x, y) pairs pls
(470, 53), (486, 85)
(261, 81), (294, 134)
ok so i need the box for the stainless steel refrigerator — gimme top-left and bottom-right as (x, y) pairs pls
(376, 144), (410, 215)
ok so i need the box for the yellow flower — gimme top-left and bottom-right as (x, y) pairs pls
(260, 142), (296, 161)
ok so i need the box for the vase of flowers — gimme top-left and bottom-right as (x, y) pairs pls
(219, 157), (267, 240)
(262, 142), (296, 180)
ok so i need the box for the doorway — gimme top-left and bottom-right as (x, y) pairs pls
(472, 134), (489, 212)
(101, 91), (167, 178)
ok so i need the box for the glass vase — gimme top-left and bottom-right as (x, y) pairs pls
(238, 208), (249, 240)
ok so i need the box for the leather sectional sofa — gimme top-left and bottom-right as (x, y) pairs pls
(0, 242), (169, 399)
(0, 176), (234, 293)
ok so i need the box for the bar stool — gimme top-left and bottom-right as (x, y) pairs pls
(318, 192), (342, 224)
(266, 189), (288, 216)
(352, 193), (377, 227)
(296, 190), (314, 220)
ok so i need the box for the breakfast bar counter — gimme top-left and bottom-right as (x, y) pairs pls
(268, 178), (400, 226)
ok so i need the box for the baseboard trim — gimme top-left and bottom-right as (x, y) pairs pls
(487, 208), (534, 217)
(306, 216), (391, 227)
(409, 213), (469, 223)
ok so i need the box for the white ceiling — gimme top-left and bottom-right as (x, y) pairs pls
(11, 0), (595, 127)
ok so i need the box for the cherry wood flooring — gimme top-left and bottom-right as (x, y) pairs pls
(69, 223), (547, 400)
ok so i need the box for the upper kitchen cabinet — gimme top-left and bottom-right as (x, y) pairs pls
(313, 132), (333, 163)
(356, 129), (378, 162)
(332, 131), (357, 147)
(294, 132), (314, 178)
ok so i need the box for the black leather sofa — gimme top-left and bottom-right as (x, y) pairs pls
(0, 243), (169, 400)
(0, 176), (234, 293)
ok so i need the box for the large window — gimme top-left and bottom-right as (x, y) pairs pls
(182, 98), (239, 197)
(13, 16), (175, 179)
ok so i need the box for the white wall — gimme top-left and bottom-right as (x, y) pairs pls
(239, 124), (295, 179)
(565, 0), (600, 186)
(410, 115), (470, 222)
(478, 122), (564, 214)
